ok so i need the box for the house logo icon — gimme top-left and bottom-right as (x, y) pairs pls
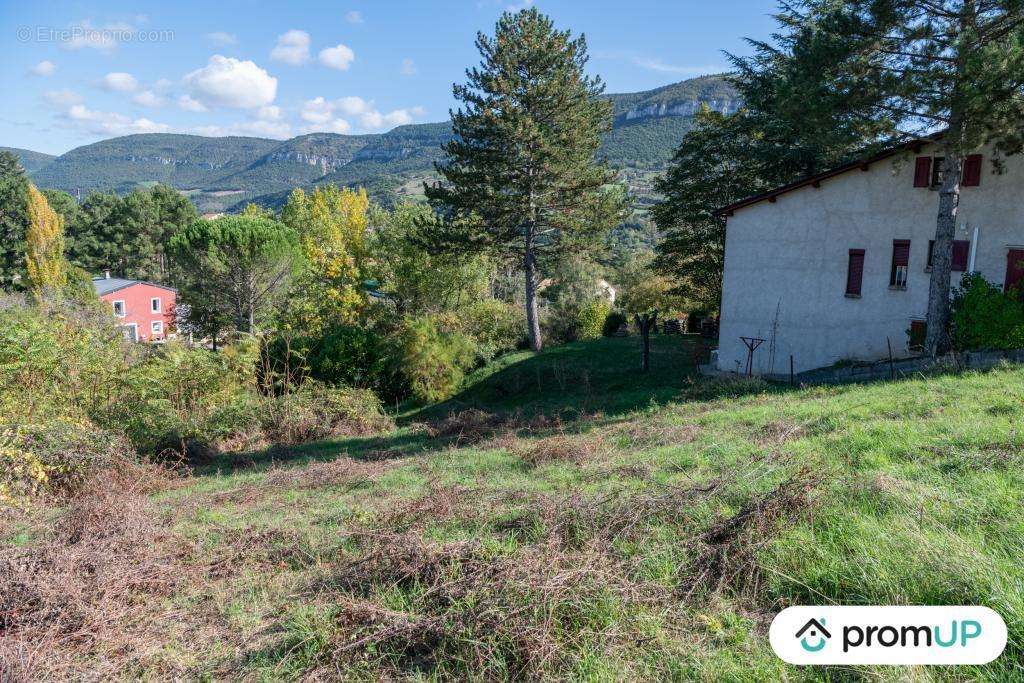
(795, 618), (831, 652)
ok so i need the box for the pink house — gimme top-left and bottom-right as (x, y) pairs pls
(92, 273), (177, 342)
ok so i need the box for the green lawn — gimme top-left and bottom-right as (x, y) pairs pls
(8, 336), (1024, 680)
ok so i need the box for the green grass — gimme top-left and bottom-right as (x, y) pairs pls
(10, 336), (1024, 680)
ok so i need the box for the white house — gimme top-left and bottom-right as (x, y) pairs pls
(715, 138), (1024, 375)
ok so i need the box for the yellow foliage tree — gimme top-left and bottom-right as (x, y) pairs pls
(25, 184), (66, 292)
(280, 185), (369, 330)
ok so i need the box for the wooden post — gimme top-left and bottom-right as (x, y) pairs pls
(887, 337), (895, 379)
(634, 310), (658, 372)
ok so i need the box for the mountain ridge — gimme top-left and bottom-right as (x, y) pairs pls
(17, 75), (739, 212)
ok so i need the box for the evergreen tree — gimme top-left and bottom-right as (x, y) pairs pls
(0, 151), (30, 289)
(25, 185), (66, 293)
(424, 8), (627, 351)
(169, 215), (301, 334)
(655, 4), (888, 310)
(755, 0), (1024, 354)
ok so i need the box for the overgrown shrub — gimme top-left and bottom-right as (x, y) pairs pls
(950, 273), (1024, 350)
(264, 326), (405, 400)
(576, 300), (612, 340)
(0, 294), (135, 421)
(114, 342), (258, 457)
(602, 310), (627, 337)
(260, 381), (393, 444)
(0, 419), (133, 506)
(454, 299), (525, 361)
(395, 316), (477, 403)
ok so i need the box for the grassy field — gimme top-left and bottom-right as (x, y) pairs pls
(4, 335), (1024, 680)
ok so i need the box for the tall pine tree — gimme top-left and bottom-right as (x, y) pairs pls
(424, 8), (626, 351)
(754, 0), (1024, 354)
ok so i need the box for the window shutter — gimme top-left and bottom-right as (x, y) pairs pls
(913, 157), (932, 187)
(962, 154), (983, 186)
(927, 240), (935, 269)
(890, 240), (910, 287)
(846, 249), (865, 296)
(951, 240), (970, 271)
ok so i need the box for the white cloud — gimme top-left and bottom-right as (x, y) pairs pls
(257, 105), (282, 121)
(153, 78), (174, 93)
(206, 31), (237, 45)
(100, 72), (138, 92)
(178, 95), (207, 112)
(183, 55), (277, 109)
(44, 89), (83, 107)
(400, 58), (417, 76)
(64, 104), (170, 135)
(133, 90), (167, 107)
(319, 43), (355, 71)
(31, 60), (56, 77)
(270, 29), (311, 65)
(300, 96), (422, 132)
(596, 50), (723, 77)
(192, 119), (293, 139)
(300, 96), (335, 124)
(62, 19), (133, 51)
(345, 10), (364, 23)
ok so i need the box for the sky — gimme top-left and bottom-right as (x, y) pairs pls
(0, 0), (778, 155)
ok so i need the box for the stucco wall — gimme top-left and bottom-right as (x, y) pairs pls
(101, 283), (176, 342)
(717, 142), (1024, 374)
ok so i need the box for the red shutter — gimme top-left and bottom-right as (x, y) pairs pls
(1005, 249), (1024, 295)
(913, 157), (932, 187)
(962, 154), (983, 187)
(890, 240), (910, 286)
(951, 240), (970, 271)
(846, 249), (865, 296)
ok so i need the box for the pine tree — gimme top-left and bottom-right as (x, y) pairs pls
(424, 8), (627, 351)
(0, 151), (30, 289)
(758, 0), (1024, 354)
(25, 184), (66, 292)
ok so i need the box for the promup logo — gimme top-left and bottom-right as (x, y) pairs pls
(770, 606), (1006, 665)
(795, 618), (831, 652)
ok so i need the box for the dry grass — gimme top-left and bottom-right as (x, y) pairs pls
(514, 432), (609, 468)
(0, 465), (187, 681)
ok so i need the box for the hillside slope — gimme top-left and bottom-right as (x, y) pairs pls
(1, 146), (56, 174)
(7, 336), (1021, 679)
(23, 75), (739, 211)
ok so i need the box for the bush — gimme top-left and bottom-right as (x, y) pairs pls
(115, 343), (257, 457)
(602, 310), (627, 337)
(264, 326), (403, 400)
(260, 382), (393, 444)
(395, 316), (477, 403)
(950, 273), (1024, 351)
(0, 294), (135, 422)
(454, 299), (526, 361)
(576, 300), (612, 341)
(1, 419), (133, 506)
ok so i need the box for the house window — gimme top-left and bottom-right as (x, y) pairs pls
(112, 300), (126, 317)
(845, 249), (865, 297)
(927, 240), (970, 272)
(123, 323), (138, 342)
(151, 320), (163, 335)
(908, 320), (927, 351)
(151, 297), (161, 313)
(931, 157), (945, 188)
(890, 240), (910, 288)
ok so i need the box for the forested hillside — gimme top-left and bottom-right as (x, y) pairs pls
(0, 146), (56, 174)
(20, 76), (738, 212)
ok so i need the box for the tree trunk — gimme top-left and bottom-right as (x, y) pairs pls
(524, 239), (542, 352)
(924, 147), (963, 356)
